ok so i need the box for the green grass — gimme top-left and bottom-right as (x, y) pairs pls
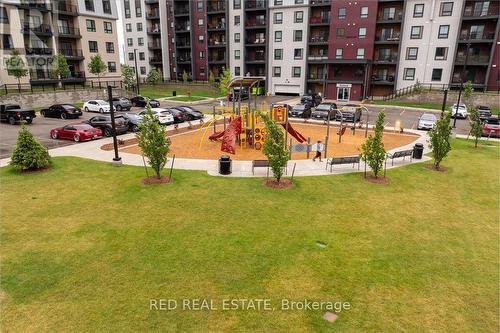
(139, 85), (224, 100)
(1, 139), (498, 332)
(165, 95), (210, 102)
(367, 100), (500, 114)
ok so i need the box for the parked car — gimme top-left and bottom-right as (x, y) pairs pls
(477, 105), (492, 120)
(482, 117), (500, 137)
(50, 123), (102, 142)
(86, 115), (129, 136)
(123, 113), (142, 132)
(146, 108), (175, 125)
(335, 104), (362, 122)
(300, 93), (322, 107)
(40, 104), (82, 119)
(288, 104), (312, 118)
(451, 103), (468, 119)
(311, 102), (338, 120)
(228, 88), (249, 101)
(130, 96), (160, 108)
(0, 104), (36, 125)
(83, 100), (111, 113)
(172, 106), (204, 120)
(112, 97), (132, 111)
(417, 113), (437, 130)
(167, 108), (186, 123)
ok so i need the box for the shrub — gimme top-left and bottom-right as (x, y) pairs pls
(261, 113), (289, 183)
(361, 111), (386, 178)
(11, 125), (51, 170)
(146, 68), (162, 85)
(429, 112), (452, 169)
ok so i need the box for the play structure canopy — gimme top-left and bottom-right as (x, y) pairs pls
(227, 76), (266, 89)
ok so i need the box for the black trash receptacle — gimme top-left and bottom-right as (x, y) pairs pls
(172, 90), (177, 97)
(219, 155), (232, 175)
(413, 143), (424, 159)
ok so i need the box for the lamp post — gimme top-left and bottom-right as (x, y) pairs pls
(134, 48), (140, 95)
(453, 42), (471, 128)
(107, 86), (122, 166)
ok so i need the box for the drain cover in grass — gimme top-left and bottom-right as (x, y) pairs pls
(316, 241), (327, 248)
(323, 311), (338, 322)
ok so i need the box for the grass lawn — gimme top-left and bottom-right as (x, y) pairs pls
(1, 139), (498, 332)
(165, 95), (211, 102)
(139, 85), (224, 100)
(367, 100), (500, 115)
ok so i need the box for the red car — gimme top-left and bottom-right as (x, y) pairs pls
(50, 123), (103, 142)
(482, 117), (500, 138)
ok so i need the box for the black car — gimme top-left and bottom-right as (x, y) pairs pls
(335, 104), (363, 122)
(172, 106), (204, 120)
(40, 104), (82, 119)
(130, 96), (161, 108)
(0, 104), (36, 124)
(311, 103), (338, 120)
(477, 105), (492, 120)
(301, 93), (322, 107)
(228, 88), (249, 101)
(86, 115), (129, 136)
(289, 104), (312, 118)
(167, 108), (186, 123)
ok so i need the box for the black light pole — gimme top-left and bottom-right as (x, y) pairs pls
(108, 86), (122, 165)
(441, 89), (448, 118)
(134, 48), (140, 95)
(453, 42), (471, 128)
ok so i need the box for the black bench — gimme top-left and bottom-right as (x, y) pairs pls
(252, 160), (269, 175)
(325, 155), (361, 172)
(386, 149), (414, 166)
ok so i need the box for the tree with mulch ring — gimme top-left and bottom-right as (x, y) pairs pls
(136, 103), (171, 185)
(428, 112), (452, 171)
(10, 125), (51, 172)
(361, 111), (387, 182)
(260, 113), (292, 189)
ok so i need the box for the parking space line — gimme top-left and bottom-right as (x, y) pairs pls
(400, 109), (405, 116)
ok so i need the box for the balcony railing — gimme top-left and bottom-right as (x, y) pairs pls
(62, 71), (85, 80)
(375, 55), (398, 62)
(174, 7), (189, 15)
(455, 54), (490, 64)
(57, 26), (81, 36)
(309, 36), (329, 43)
(58, 48), (83, 58)
(56, 2), (78, 14)
(463, 6), (499, 18)
(459, 31), (495, 40)
(208, 40), (225, 46)
(208, 22), (226, 29)
(310, 0), (331, 5)
(149, 57), (163, 63)
(310, 16), (330, 24)
(148, 42), (162, 49)
(208, 56), (226, 62)
(29, 70), (59, 80)
(246, 20), (266, 27)
(175, 24), (191, 32)
(17, 1), (51, 11)
(22, 24), (53, 35)
(177, 55), (191, 62)
(372, 75), (395, 82)
(207, 2), (226, 12)
(377, 12), (403, 21)
(245, 0), (266, 9)
(25, 47), (53, 55)
(148, 27), (162, 33)
(375, 33), (400, 42)
(245, 38), (265, 45)
(147, 11), (160, 19)
(176, 40), (191, 47)
(309, 73), (326, 80)
(245, 56), (265, 62)
(308, 55), (328, 61)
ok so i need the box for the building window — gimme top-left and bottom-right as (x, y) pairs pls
(336, 28), (344, 38)
(199, 51), (204, 59)
(85, 0), (94, 11)
(404, 68), (416, 80)
(1, 34), (13, 49)
(124, 0), (130, 18)
(127, 38), (133, 46)
(198, 18), (203, 27)
(410, 26), (423, 39)
(358, 27), (367, 39)
(106, 42), (114, 53)
(357, 48), (365, 59)
(406, 47), (418, 60)
(89, 41), (98, 53)
(198, 35), (204, 43)
(235, 33), (240, 42)
(234, 15), (240, 26)
(234, 0), (241, 10)
(432, 68), (442, 81)
(294, 48), (303, 60)
(104, 21), (112, 33)
(0, 7), (9, 23)
(125, 23), (132, 32)
(235, 66), (241, 76)
(103, 0), (111, 14)
(294, 11), (303, 23)
(435, 47), (448, 60)
(200, 67), (205, 76)
(440, 2), (453, 16)
(139, 52), (145, 60)
(234, 50), (240, 59)
(413, 4), (424, 17)
(438, 25), (450, 38)
(137, 37), (144, 46)
(338, 7), (346, 19)
(275, 31), (282, 42)
(292, 67), (301, 78)
(335, 48), (343, 59)
(86, 19), (96, 32)
(274, 12), (283, 24)
(360, 6), (368, 18)
(274, 0), (283, 5)
(197, 0), (203, 11)
(273, 66), (281, 77)
(137, 23), (142, 31)
(274, 49), (283, 60)
(293, 30), (302, 42)
(140, 66), (146, 75)
(128, 52), (134, 61)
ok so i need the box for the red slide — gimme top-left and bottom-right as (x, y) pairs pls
(209, 131), (225, 141)
(221, 117), (242, 154)
(281, 123), (306, 143)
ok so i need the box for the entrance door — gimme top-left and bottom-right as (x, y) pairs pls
(337, 87), (350, 101)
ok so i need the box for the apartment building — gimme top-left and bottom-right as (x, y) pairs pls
(0, 0), (121, 86)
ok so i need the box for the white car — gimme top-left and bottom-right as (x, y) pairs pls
(137, 108), (174, 125)
(83, 100), (111, 113)
(417, 113), (437, 130)
(451, 103), (468, 119)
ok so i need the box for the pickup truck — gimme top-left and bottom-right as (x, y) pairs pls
(0, 104), (36, 125)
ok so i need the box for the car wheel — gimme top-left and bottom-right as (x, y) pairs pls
(51, 131), (58, 139)
(104, 128), (112, 137)
(8, 117), (16, 125)
(116, 105), (122, 111)
(61, 112), (67, 120)
(26, 119), (33, 124)
(73, 134), (80, 142)
(40, 110), (46, 117)
(99, 108), (104, 114)
(131, 124), (139, 132)
(186, 115), (194, 121)
(84, 107), (89, 112)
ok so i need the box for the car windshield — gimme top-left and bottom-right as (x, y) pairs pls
(486, 118), (500, 125)
(293, 105), (305, 110)
(74, 124), (93, 130)
(421, 114), (436, 121)
(453, 104), (465, 109)
(62, 104), (75, 109)
(160, 111), (172, 115)
(97, 100), (109, 105)
(316, 105), (331, 111)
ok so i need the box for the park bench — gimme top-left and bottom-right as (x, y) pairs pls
(325, 155), (361, 172)
(386, 149), (414, 166)
(252, 160), (269, 175)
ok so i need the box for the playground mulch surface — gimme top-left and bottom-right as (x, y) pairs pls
(120, 122), (419, 160)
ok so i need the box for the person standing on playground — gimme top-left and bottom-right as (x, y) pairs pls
(313, 140), (323, 162)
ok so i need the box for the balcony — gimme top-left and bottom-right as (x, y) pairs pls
(374, 55), (398, 63)
(176, 40), (191, 48)
(310, 0), (331, 7)
(309, 35), (329, 44)
(371, 75), (395, 85)
(174, 7), (189, 16)
(451, 74), (486, 87)
(207, 2), (226, 13)
(377, 12), (403, 23)
(22, 24), (53, 37)
(245, 38), (265, 46)
(310, 16), (330, 25)
(308, 55), (328, 61)
(147, 27), (162, 35)
(58, 48), (84, 60)
(375, 33), (401, 43)
(245, 0), (266, 10)
(16, 1), (51, 11)
(149, 57), (163, 64)
(56, 2), (78, 15)
(145, 0), (159, 3)
(245, 55), (265, 64)
(25, 47), (53, 56)
(455, 54), (490, 65)
(246, 20), (266, 28)
(57, 26), (81, 38)
(177, 55), (191, 64)
(308, 72), (326, 81)
(463, 5), (499, 19)
(147, 11), (160, 19)
(175, 24), (191, 33)
(459, 31), (496, 42)
(62, 71), (86, 83)
(208, 56), (226, 64)
(29, 69), (59, 83)
(148, 42), (162, 50)
(207, 22), (226, 30)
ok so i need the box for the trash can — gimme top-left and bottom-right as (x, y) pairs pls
(172, 90), (176, 97)
(413, 143), (424, 159)
(219, 155), (232, 175)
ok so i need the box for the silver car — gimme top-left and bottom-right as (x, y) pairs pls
(417, 113), (437, 130)
(112, 97), (132, 111)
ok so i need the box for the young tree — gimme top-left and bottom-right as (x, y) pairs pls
(87, 54), (107, 84)
(428, 112), (452, 170)
(361, 111), (386, 178)
(146, 68), (162, 85)
(469, 107), (483, 148)
(462, 80), (474, 109)
(182, 70), (189, 84)
(219, 67), (232, 96)
(6, 50), (28, 87)
(208, 70), (216, 88)
(121, 64), (137, 90)
(136, 103), (170, 179)
(11, 125), (51, 171)
(261, 113), (289, 183)
(53, 53), (69, 79)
